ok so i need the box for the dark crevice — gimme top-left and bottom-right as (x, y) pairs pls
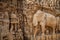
(17, 0), (27, 40)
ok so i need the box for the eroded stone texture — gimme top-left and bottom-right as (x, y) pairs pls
(0, 0), (60, 40)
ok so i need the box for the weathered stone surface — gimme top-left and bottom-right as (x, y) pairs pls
(0, 0), (60, 40)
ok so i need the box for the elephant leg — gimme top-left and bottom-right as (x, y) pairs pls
(40, 22), (45, 40)
(53, 27), (55, 34)
(53, 26), (56, 40)
(34, 27), (38, 40)
(41, 22), (45, 36)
